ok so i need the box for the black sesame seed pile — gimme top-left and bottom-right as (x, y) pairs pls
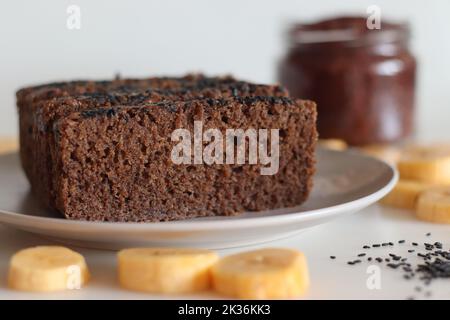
(329, 232), (450, 299)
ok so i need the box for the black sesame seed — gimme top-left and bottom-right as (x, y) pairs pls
(330, 256), (336, 260)
(403, 267), (412, 272)
(344, 238), (450, 298)
(426, 232), (431, 237)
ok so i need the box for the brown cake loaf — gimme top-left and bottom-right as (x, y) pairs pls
(17, 74), (287, 194)
(17, 76), (289, 213)
(17, 76), (316, 222)
(52, 97), (317, 221)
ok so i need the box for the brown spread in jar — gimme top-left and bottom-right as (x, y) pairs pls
(278, 16), (417, 146)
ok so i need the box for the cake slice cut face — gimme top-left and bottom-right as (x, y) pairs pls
(17, 76), (317, 222)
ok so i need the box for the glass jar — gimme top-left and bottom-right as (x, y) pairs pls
(278, 17), (417, 146)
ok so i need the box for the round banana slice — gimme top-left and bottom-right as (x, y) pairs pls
(318, 139), (348, 151)
(117, 247), (218, 294)
(416, 186), (450, 224)
(211, 248), (309, 299)
(8, 246), (90, 292)
(398, 144), (450, 184)
(0, 138), (18, 154)
(359, 144), (401, 165)
(380, 180), (432, 210)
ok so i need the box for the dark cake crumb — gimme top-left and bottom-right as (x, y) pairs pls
(17, 74), (317, 222)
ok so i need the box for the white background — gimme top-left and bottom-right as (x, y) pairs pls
(1, 0), (449, 139)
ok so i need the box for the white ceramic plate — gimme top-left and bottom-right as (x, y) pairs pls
(0, 148), (397, 250)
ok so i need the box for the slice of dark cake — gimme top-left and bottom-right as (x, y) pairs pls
(51, 97), (317, 221)
(17, 77), (288, 211)
(17, 75), (316, 222)
(17, 74), (286, 188)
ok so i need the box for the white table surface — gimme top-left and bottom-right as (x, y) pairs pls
(1, 203), (449, 300)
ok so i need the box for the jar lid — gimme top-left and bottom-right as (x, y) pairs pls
(288, 16), (410, 47)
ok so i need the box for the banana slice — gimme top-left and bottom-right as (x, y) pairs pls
(211, 248), (309, 299)
(318, 139), (348, 151)
(0, 137), (18, 154)
(380, 180), (432, 210)
(359, 144), (401, 165)
(8, 246), (89, 292)
(416, 186), (450, 223)
(117, 247), (218, 294)
(398, 144), (450, 184)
